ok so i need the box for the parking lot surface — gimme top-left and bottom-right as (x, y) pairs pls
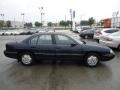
(0, 30), (120, 90)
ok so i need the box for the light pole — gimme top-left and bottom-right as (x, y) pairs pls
(38, 7), (44, 27)
(70, 9), (72, 31)
(21, 13), (25, 28)
(0, 14), (4, 20)
(65, 15), (66, 29)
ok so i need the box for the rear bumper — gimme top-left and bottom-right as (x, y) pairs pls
(102, 53), (115, 61)
(4, 50), (18, 59)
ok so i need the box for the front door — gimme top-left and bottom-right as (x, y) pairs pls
(54, 34), (83, 60)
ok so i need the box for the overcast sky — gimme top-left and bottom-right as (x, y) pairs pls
(0, 0), (120, 23)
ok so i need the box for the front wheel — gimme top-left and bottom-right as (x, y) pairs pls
(85, 35), (88, 39)
(19, 52), (34, 66)
(84, 53), (100, 67)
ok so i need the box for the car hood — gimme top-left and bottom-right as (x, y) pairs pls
(81, 42), (111, 52)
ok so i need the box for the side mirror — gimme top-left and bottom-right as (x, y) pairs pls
(71, 43), (77, 47)
(82, 41), (86, 44)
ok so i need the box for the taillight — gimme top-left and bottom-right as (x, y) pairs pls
(106, 38), (112, 41)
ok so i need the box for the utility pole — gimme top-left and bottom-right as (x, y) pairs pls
(38, 7), (44, 27)
(0, 14), (4, 20)
(21, 13), (25, 28)
(70, 9), (72, 31)
(14, 17), (16, 28)
(72, 10), (76, 32)
(65, 15), (66, 29)
(116, 11), (119, 28)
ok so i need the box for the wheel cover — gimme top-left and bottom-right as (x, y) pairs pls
(87, 56), (98, 66)
(118, 46), (120, 50)
(21, 54), (32, 65)
(85, 35), (88, 39)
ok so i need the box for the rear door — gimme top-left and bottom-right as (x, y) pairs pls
(29, 34), (55, 60)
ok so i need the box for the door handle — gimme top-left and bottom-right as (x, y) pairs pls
(31, 46), (36, 48)
(56, 47), (61, 50)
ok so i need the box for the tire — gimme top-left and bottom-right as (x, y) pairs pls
(118, 45), (120, 51)
(85, 35), (88, 39)
(84, 53), (100, 67)
(19, 52), (34, 66)
(82, 36), (85, 39)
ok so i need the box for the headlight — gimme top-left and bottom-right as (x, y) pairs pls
(110, 49), (114, 54)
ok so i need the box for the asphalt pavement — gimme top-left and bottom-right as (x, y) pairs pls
(0, 30), (120, 90)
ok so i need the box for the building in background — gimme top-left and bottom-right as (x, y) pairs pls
(111, 17), (120, 28)
(103, 18), (111, 28)
(11, 21), (24, 28)
(111, 11), (120, 28)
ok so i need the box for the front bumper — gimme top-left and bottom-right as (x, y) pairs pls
(102, 53), (115, 61)
(4, 50), (18, 59)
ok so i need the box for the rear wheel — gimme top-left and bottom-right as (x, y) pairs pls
(118, 45), (120, 51)
(19, 52), (34, 66)
(84, 53), (100, 67)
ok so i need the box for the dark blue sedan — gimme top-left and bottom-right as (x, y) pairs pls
(4, 32), (115, 67)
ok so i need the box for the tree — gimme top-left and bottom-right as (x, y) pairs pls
(80, 20), (89, 26)
(59, 20), (66, 26)
(47, 22), (53, 27)
(97, 20), (104, 26)
(66, 20), (72, 26)
(6, 20), (11, 27)
(88, 17), (95, 26)
(39, 23), (42, 27)
(35, 22), (43, 27)
(59, 20), (72, 27)
(0, 20), (4, 27)
(24, 22), (32, 28)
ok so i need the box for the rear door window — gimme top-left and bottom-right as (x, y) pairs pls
(37, 35), (52, 45)
(29, 36), (39, 45)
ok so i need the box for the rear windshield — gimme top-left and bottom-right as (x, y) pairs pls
(104, 29), (119, 33)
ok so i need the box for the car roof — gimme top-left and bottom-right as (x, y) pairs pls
(32, 32), (68, 36)
(22, 32), (70, 43)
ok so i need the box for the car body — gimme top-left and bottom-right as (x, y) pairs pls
(100, 31), (120, 50)
(76, 26), (91, 33)
(4, 30), (11, 35)
(4, 32), (115, 67)
(0, 31), (5, 35)
(76, 26), (82, 33)
(94, 28), (120, 42)
(79, 29), (97, 39)
(1, 30), (23, 35)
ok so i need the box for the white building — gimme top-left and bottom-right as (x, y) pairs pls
(111, 17), (120, 28)
(111, 11), (120, 28)
(11, 21), (24, 28)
